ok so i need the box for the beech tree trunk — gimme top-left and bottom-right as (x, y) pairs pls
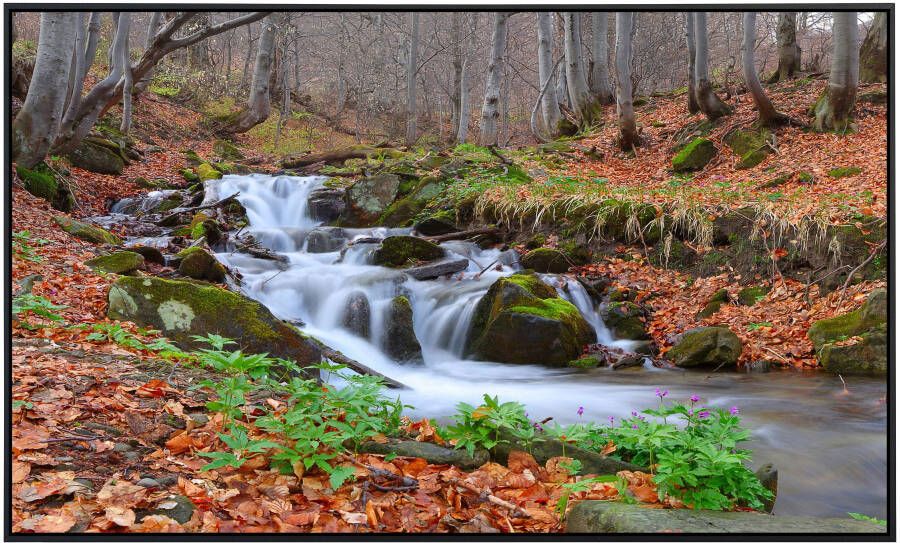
(406, 12), (419, 146)
(456, 14), (477, 143)
(563, 12), (598, 127)
(590, 12), (614, 105)
(860, 12), (887, 83)
(743, 13), (788, 127)
(13, 13), (80, 167)
(450, 12), (463, 135)
(536, 12), (561, 135)
(693, 12), (731, 120)
(768, 13), (801, 83)
(118, 14), (134, 133)
(684, 12), (700, 114)
(813, 12), (859, 132)
(615, 12), (638, 150)
(479, 13), (509, 146)
(228, 15), (278, 133)
(134, 12), (162, 94)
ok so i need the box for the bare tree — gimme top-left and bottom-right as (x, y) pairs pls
(12, 13), (79, 167)
(590, 12), (614, 105)
(563, 12), (598, 126)
(615, 12), (638, 150)
(118, 14), (135, 133)
(742, 13), (788, 127)
(693, 12), (731, 120)
(813, 12), (858, 132)
(227, 15), (278, 133)
(456, 14), (477, 143)
(860, 11), (887, 83)
(479, 13), (509, 146)
(406, 13), (420, 145)
(684, 12), (700, 114)
(768, 12), (801, 83)
(536, 12), (561, 135)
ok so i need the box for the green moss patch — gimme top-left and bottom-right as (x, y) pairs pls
(54, 216), (121, 245)
(85, 251), (144, 274)
(828, 166), (863, 179)
(672, 138), (716, 172)
(372, 236), (445, 268)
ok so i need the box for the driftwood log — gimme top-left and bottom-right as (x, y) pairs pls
(423, 227), (499, 243)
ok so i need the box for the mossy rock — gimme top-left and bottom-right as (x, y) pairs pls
(212, 139), (244, 160)
(665, 326), (742, 368)
(723, 127), (770, 157)
(180, 168), (200, 183)
(568, 356), (600, 369)
(196, 162), (222, 181)
(672, 138), (716, 172)
(107, 276), (320, 371)
(15, 163), (74, 211)
(54, 216), (122, 245)
(672, 118), (716, 151)
(556, 118), (579, 137)
(519, 248), (570, 273)
(382, 296), (423, 364)
(67, 139), (125, 175)
(413, 209), (457, 236)
(737, 149), (769, 169)
(343, 173), (401, 226)
(819, 328), (886, 375)
(827, 166), (862, 179)
(182, 149), (203, 166)
(808, 289), (886, 350)
(85, 251), (144, 274)
(737, 286), (769, 306)
(359, 438), (488, 470)
(378, 176), (447, 227)
(176, 246), (225, 282)
(696, 289), (729, 319)
(603, 301), (649, 340)
(372, 236), (445, 268)
(524, 233), (547, 250)
(465, 272), (596, 366)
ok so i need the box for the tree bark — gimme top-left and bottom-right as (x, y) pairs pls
(406, 12), (420, 146)
(563, 12), (597, 127)
(684, 12), (700, 114)
(536, 12), (561, 135)
(615, 12), (639, 150)
(590, 12), (614, 105)
(768, 13), (801, 83)
(813, 12), (859, 132)
(450, 12), (463, 136)
(693, 12), (732, 120)
(456, 15), (477, 143)
(479, 13), (509, 146)
(13, 13), (80, 168)
(118, 14), (134, 133)
(743, 13), (788, 127)
(859, 12), (887, 83)
(134, 12), (162, 94)
(227, 15), (278, 133)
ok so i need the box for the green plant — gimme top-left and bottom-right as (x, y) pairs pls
(746, 322), (774, 331)
(848, 512), (886, 527)
(555, 474), (619, 517)
(13, 231), (48, 262)
(12, 294), (66, 327)
(441, 394), (533, 457)
(199, 423), (278, 470)
(86, 323), (183, 357)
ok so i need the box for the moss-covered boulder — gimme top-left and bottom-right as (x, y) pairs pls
(54, 216), (122, 245)
(85, 251), (144, 274)
(413, 209), (458, 236)
(182, 149), (203, 166)
(107, 276), (320, 370)
(15, 164), (74, 211)
(808, 289), (886, 350)
(519, 248), (570, 273)
(343, 173), (401, 226)
(672, 138), (716, 172)
(697, 289), (729, 320)
(372, 236), (445, 268)
(67, 139), (124, 175)
(382, 296), (423, 364)
(212, 139), (244, 160)
(180, 168), (200, 183)
(379, 176), (447, 227)
(723, 127), (772, 170)
(819, 328), (887, 375)
(603, 301), (649, 340)
(665, 326), (742, 368)
(127, 245), (165, 265)
(175, 247), (226, 282)
(465, 272), (596, 366)
(196, 162), (222, 182)
(737, 285), (769, 306)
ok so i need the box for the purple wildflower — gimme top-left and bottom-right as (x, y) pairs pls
(632, 424), (639, 430)
(655, 388), (668, 398)
(697, 410), (711, 419)
(631, 410), (638, 417)
(608, 416), (615, 426)
(730, 406), (740, 416)
(690, 394), (700, 403)
(577, 406), (584, 417)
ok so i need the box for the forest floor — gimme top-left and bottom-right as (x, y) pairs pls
(10, 79), (887, 533)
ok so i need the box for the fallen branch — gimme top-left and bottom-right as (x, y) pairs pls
(320, 347), (406, 389)
(447, 476), (531, 518)
(423, 227), (499, 243)
(838, 240), (886, 304)
(156, 192), (239, 225)
(338, 453), (418, 490)
(280, 145), (394, 169)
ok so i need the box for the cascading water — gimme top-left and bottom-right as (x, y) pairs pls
(201, 174), (886, 518)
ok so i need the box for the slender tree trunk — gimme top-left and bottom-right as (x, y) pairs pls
(228, 15), (277, 133)
(693, 12), (731, 120)
(134, 13), (162, 95)
(479, 13), (509, 146)
(563, 12), (597, 126)
(118, 14), (134, 133)
(537, 12), (561, 135)
(768, 13), (801, 83)
(456, 15), (476, 143)
(63, 14), (87, 114)
(590, 12), (614, 105)
(62, 13), (100, 130)
(241, 24), (254, 88)
(813, 12), (859, 132)
(450, 12), (463, 135)
(13, 13), (79, 167)
(684, 12), (700, 114)
(860, 11), (887, 83)
(743, 13), (788, 127)
(615, 12), (638, 150)
(274, 40), (290, 148)
(406, 12), (419, 146)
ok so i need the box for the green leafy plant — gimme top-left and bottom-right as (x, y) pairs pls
(746, 321), (774, 331)
(86, 323), (183, 357)
(848, 512), (886, 527)
(199, 424), (278, 471)
(441, 394), (533, 457)
(13, 231), (48, 263)
(12, 294), (66, 327)
(555, 475), (619, 517)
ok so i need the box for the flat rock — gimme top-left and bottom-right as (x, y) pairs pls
(404, 258), (469, 280)
(359, 438), (488, 470)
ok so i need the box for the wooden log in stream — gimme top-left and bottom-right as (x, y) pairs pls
(422, 227), (500, 243)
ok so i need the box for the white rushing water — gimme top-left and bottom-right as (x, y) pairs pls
(202, 174), (887, 518)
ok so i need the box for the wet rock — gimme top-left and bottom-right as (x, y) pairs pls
(697, 289), (730, 320)
(819, 329), (887, 375)
(308, 188), (346, 223)
(403, 258), (469, 280)
(306, 227), (345, 253)
(754, 463), (778, 513)
(343, 173), (400, 226)
(808, 288), (886, 350)
(737, 285), (769, 306)
(565, 501), (884, 534)
(519, 248), (570, 273)
(15, 164), (74, 211)
(137, 495), (196, 525)
(54, 216), (122, 245)
(107, 276), (322, 372)
(126, 245), (166, 266)
(466, 272), (596, 366)
(85, 251), (144, 274)
(67, 139), (124, 175)
(359, 438), (488, 470)
(603, 301), (649, 340)
(665, 326), (742, 368)
(383, 296), (423, 364)
(136, 478), (161, 489)
(414, 210), (458, 236)
(341, 291), (371, 339)
(672, 137), (716, 172)
(175, 247), (226, 282)
(372, 235), (445, 268)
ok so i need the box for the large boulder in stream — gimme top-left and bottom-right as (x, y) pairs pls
(107, 276), (321, 370)
(382, 296), (423, 364)
(342, 173), (400, 226)
(519, 248), (570, 273)
(372, 235), (445, 268)
(85, 251), (144, 274)
(307, 188), (346, 223)
(664, 326), (742, 368)
(341, 291), (371, 339)
(174, 247), (226, 282)
(808, 289), (886, 375)
(603, 301), (650, 340)
(465, 272), (596, 366)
